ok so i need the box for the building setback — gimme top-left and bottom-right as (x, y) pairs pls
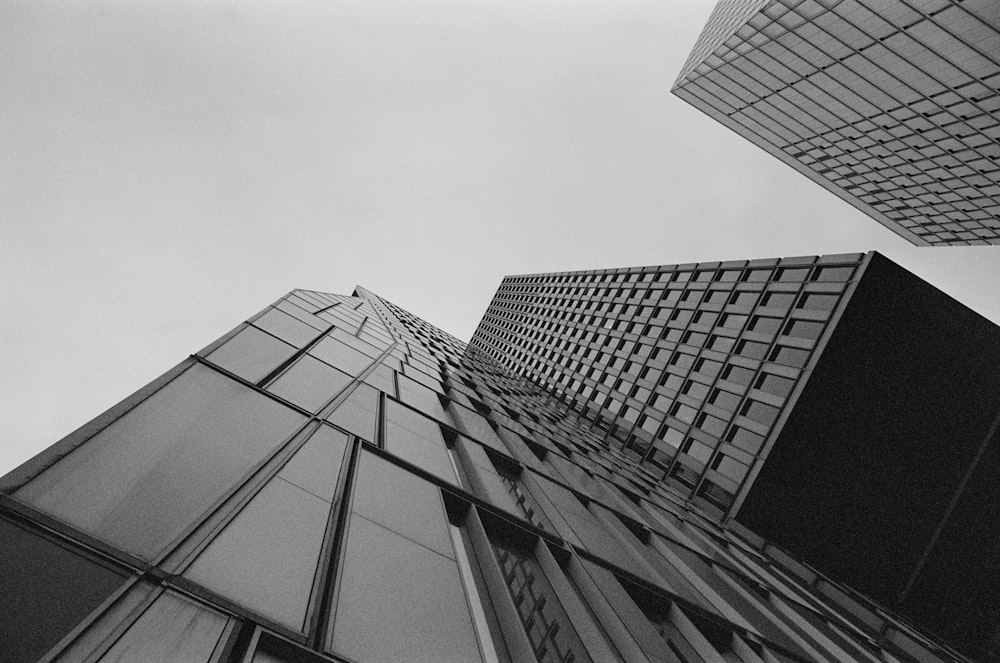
(672, 0), (1000, 246)
(471, 251), (1000, 660)
(0, 281), (981, 662)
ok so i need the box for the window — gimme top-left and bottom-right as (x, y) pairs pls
(798, 293), (839, 311)
(709, 335), (736, 352)
(727, 426), (765, 454)
(756, 373), (794, 398)
(785, 320), (825, 340)
(776, 267), (809, 282)
(326, 384), (379, 442)
(328, 452), (484, 661)
(208, 326), (297, 383)
(742, 400), (780, 426)
(0, 518), (127, 663)
(812, 266), (854, 281)
(694, 358), (723, 379)
(730, 291), (759, 306)
(722, 364), (755, 386)
(749, 316), (782, 335)
(743, 268), (773, 282)
(720, 314), (748, 330)
(682, 380), (709, 400)
(770, 346), (809, 368)
(671, 352), (695, 369)
(698, 413), (727, 436)
(736, 340), (769, 360)
(710, 388), (741, 412)
(671, 403), (698, 424)
(15, 364), (306, 560)
(761, 292), (795, 308)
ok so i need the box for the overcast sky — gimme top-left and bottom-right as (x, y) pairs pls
(2, 0), (999, 475)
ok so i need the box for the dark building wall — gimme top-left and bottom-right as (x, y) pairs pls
(735, 252), (1000, 657)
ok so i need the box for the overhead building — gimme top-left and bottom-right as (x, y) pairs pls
(673, 0), (1000, 246)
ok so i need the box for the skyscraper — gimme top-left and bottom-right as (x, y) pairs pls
(0, 277), (987, 662)
(471, 250), (1000, 659)
(672, 0), (1000, 246)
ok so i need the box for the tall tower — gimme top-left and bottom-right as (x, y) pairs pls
(673, 0), (1000, 246)
(472, 250), (1000, 659)
(0, 283), (982, 662)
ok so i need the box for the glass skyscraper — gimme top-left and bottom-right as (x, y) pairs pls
(673, 0), (1000, 246)
(1, 271), (993, 662)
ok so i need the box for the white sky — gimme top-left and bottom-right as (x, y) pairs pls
(3, 0), (999, 476)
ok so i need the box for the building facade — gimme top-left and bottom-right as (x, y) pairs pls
(1, 283), (981, 662)
(471, 250), (1000, 660)
(672, 0), (1000, 246)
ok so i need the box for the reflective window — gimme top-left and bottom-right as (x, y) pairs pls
(770, 346), (809, 368)
(0, 518), (127, 663)
(756, 373), (795, 398)
(762, 292), (795, 308)
(742, 400), (780, 426)
(268, 355), (352, 412)
(722, 364), (755, 386)
(451, 406), (508, 454)
(813, 266), (853, 281)
(253, 308), (320, 348)
(325, 384), (378, 442)
(96, 591), (229, 662)
(736, 340), (769, 360)
(363, 363), (397, 396)
(798, 293), (839, 311)
(16, 364), (306, 560)
(729, 291), (759, 306)
(208, 326), (297, 383)
(310, 337), (374, 376)
(749, 316), (782, 335)
(329, 452), (482, 662)
(710, 388), (741, 413)
(384, 401), (457, 484)
(728, 426), (765, 454)
(184, 427), (348, 630)
(709, 335), (736, 352)
(785, 319), (825, 340)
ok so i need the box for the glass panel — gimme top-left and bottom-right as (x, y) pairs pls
(325, 384), (378, 442)
(351, 451), (453, 558)
(798, 293), (839, 311)
(184, 475), (332, 630)
(278, 426), (349, 503)
(310, 337), (374, 376)
(253, 308), (320, 347)
(770, 346), (810, 368)
(208, 326), (297, 383)
(451, 406), (508, 453)
(363, 364), (396, 396)
(0, 519), (127, 663)
(396, 375), (449, 421)
(385, 436), (458, 485)
(97, 591), (228, 663)
(331, 327), (382, 358)
(17, 364), (306, 560)
(268, 355), (352, 412)
(328, 517), (482, 663)
(786, 320), (825, 340)
(384, 400), (444, 444)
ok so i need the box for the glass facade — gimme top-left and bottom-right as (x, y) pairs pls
(0, 281), (982, 662)
(674, 0), (1000, 246)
